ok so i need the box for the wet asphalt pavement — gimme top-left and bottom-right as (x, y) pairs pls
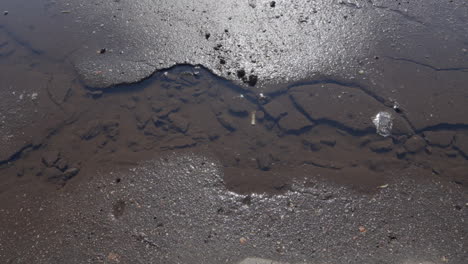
(0, 1), (467, 264)
(1, 154), (466, 263)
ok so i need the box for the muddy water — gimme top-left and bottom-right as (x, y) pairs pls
(1, 1), (467, 264)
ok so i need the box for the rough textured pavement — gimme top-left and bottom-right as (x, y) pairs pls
(0, 154), (466, 263)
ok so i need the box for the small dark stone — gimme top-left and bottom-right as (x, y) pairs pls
(270, 1), (276, 7)
(242, 195), (252, 205)
(4, 11), (9, 16)
(393, 106), (402, 114)
(247, 75), (258, 86)
(219, 58), (226, 65)
(237, 69), (246, 78)
(205, 33), (211, 40)
(98, 48), (106, 54)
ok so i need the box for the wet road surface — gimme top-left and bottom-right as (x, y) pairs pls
(0, 1), (467, 263)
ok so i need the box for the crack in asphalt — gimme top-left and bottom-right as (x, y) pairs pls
(373, 5), (425, 26)
(0, 26), (43, 55)
(385, 56), (468, 72)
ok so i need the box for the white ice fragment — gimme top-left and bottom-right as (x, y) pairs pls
(250, 111), (256, 126)
(31, 93), (38, 100)
(372, 111), (393, 137)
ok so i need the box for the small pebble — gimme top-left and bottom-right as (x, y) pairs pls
(4, 11), (8, 16)
(239, 237), (248, 245)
